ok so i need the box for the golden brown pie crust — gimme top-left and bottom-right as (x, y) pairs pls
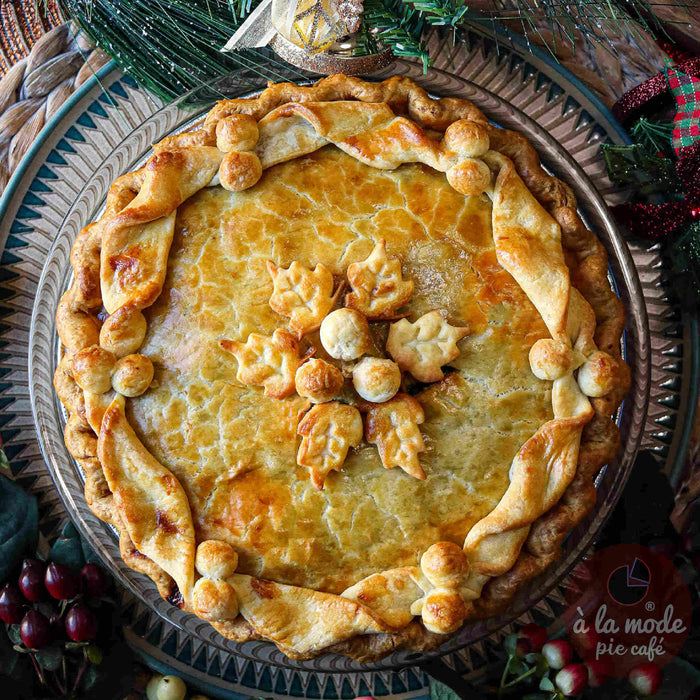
(54, 75), (629, 661)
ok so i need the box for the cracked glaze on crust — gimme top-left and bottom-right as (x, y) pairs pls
(54, 75), (629, 661)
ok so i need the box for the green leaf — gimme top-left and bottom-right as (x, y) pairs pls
(49, 522), (85, 571)
(81, 663), (101, 691)
(429, 677), (460, 700)
(0, 474), (39, 581)
(503, 633), (518, 656)
(531, 653), (549, 677)
(34, 645), (62, 671)
(86, 644), (103, 665)
(509, 659), (528, 676)
(12, 645), (28, 654)
(0, 449), (9, 472)
(539, 676), (555, 692)
(7, 625), (22, 646)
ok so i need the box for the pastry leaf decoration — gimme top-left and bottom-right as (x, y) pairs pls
(267, 260), (339, 338)
(219, 328), (301, 398)
(297, 402), (363, 490)
(386, 310), (470, 382)
(345, 239), (414, 319)
(364, 393), (426, 480)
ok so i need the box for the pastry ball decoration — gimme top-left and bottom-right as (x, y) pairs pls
(192, 578), (239, 621)
(99, 306), (147, 358)
(320, 308), (371, 360)
(192, 540), (240, 622)
(420, 541), (468, 588)
(577, 350), (618, 397)
(295, 359), (345, 403)
(71, 345), (116, 394)
(219, 151), (263, 192)
(195, 540), (239, 579)
(352, 357), (401, 403)
(421, 588), (469, 635)
(216, 115), (259, 152)
(111, 354), (154, 397)
(529, 338), (575, 381)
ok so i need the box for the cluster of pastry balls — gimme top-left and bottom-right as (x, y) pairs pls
(296, 308), (402, 405)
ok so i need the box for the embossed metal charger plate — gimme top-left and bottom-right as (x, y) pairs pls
(0, 24), (695, 700)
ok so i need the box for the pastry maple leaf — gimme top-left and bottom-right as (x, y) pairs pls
(297, 402), (363, 490)
(267, 260), (340, 338)
(345, 239), (414, 319)
(386, 311), (470, 383)
(219, 328), (300, 398)
(364, 393), (426, 480)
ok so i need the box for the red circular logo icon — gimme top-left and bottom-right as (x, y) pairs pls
(564, 544), (692, 676)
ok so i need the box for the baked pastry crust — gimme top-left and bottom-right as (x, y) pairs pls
(54, 75), (629, 661)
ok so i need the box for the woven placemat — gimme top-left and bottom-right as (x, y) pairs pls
(0, 20), (110, 194)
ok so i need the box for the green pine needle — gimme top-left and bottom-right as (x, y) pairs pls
(62, 0), (692, 102)
(631, 118), (675, 157)
(61, 0), (303, 100)
(671, 220), (700, 305)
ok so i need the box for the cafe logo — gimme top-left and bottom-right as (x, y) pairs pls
(564, 544), (691, 676)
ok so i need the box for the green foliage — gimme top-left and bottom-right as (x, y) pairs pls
(0, 474), (39, 582)
(601, 142), (683, 197)
(671, 220), (700, 301)
(62, 0), (300, 100)
(63, 0), (690, 102)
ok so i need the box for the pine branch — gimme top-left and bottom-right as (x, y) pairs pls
(61, 0), (298, 100)
(359, 0), (431, 69)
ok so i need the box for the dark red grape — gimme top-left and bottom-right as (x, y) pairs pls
(65, 604), (98, 642)
(45, 562), (79, 600)
(0, 584), (26, 624)
(20, 610), (52, 649)
(18, 565), (47, 602)
(21, 558), (45, 574)
(80, 563), (108, 598)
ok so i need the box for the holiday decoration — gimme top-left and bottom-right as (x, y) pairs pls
(65, 0), (686, 100)
(603, 64), (700, 306)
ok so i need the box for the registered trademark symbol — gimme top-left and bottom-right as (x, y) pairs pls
(646, 601), (656, 612)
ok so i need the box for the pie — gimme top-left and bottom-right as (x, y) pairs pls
(54, 75), (629, 661)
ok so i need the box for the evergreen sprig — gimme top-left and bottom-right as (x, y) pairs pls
(62, 0), (302, 100)
(63, 0), (691, 103)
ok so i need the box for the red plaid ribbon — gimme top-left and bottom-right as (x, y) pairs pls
(667, 67), (700, 155)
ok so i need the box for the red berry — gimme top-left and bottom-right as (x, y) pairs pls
(18, 564), (47, 602)
(571, 625), (601, 659)
(514, 637), (531, 658)
(0, 584), (26, 624)
(629, 663), (663, 696)
(45, 562), (80, 600)
(542, 639), (574, 669)
(21, 558), (44, 573)
(20, 610), (52, 649)
(585, 658), (613, 687)
(81, 563), (108, 598)
(65, 604), (98, 642)
(518, 623), (547, 652)
(556, 663), (588, 696)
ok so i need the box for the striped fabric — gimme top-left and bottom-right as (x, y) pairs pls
(667, 67), (700, 155)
